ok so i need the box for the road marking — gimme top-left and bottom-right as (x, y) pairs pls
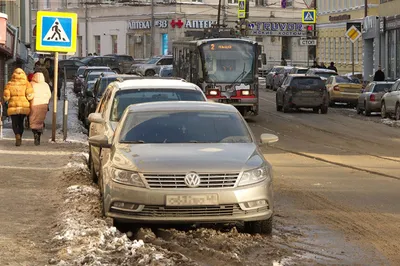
(0, 150), (82, 156)
(0, 165), (65, 171)
(260, 97), (275, 104)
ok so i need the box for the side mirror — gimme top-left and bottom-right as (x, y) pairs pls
(260, 133), (279, 145)
(88, 113), (105, 124)
(88, 135), (112, 148)
(78, 74), (84, 78)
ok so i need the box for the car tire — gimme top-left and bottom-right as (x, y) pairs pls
(321, 105), (328, 114)
(313, 107), (319, 113)
(364, 102), (371, 116)
(395, 103), (400, 121)
(356, 104), (362, 114)
(112, 68), (121, 74)
(145, 69), (155, 76)
(244, 216), (273, 235)
(328, 95), (335, 107)
(381, 102), (387, 118)
(276, 96), (282, 111)
(282, 97), (290, 113)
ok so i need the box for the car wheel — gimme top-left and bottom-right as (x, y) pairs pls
(328, 95), (335, 107)
(112, 68), (121, 74)
(381, 102), (387, 118)
(313, 107), (319, 113)
(276, 96), (282, 111)
(321, 105), (328, 114)
(356, 104), (362, 114)
(244, 216), (273, 235)
(364, 102), (371, 116)
(145, 69), (155, 76)
(395, 103), (400, 121)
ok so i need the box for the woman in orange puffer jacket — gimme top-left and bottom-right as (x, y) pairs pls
(3, 68), (34, 146)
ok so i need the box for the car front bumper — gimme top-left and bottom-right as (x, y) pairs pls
(104, 180), (273, 224)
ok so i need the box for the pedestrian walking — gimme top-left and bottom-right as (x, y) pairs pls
(328, 62), (338, 72)
(29, 72), (52, 145)
(3, 68), (34, 146)
(281, 57), (287, 66)
(373, 65), (385, 81)
(34, 61), (51, 85)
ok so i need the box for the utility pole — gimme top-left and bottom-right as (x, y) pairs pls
(364, 0), (368, 17)
(150, 0), (155, 56)
(217, 0), (222, 27)
(85, 2), (88, 56)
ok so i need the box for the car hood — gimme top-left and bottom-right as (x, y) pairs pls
(111, 143), (264, 173)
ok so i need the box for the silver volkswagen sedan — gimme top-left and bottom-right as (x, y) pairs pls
(89, 101), (279, 234)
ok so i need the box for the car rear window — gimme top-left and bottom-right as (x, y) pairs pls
(336, 76), (360, 83)
(297, 69), (308, 74)
(291, 78), (324, 88)
(120, 56), (134, 62)
(373, 84), (394, 92)
(110, 89), (206, 121)
(316, 72), (338, 79)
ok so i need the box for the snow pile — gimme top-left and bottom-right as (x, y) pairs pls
(381, 118), (400, 128)
(47, 82), (88, 145)
(52, 161), (194, 266)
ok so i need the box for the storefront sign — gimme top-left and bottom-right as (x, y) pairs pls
(385, 16), (400, 31)
(0, 26), (15, 56)
(248, 22), (305, 36)
(161, 33), (168, 55)
(127, 20), (168, 30)
(329, 14), (350, 22)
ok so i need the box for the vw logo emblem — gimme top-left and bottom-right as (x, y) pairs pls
(184, 172), (201, 188)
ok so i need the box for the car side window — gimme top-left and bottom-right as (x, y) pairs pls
(158, 58), (173, 65)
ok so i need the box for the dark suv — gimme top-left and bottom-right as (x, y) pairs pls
(275, 74), (328, 114)
(104, 54), (134, 74)
(80, 56), (122, 73)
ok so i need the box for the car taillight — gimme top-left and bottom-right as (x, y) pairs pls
(370, 94), (376, 101)
(333, 85), (340, 91)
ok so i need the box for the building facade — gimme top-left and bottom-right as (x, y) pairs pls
(31, 0), (311, 68)
(316, 0), (379, 75)
(0, 0), (31, 99)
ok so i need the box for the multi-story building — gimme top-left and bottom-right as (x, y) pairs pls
(31, 0), (311, 67)
(316, 0), (379, 75)
(0, 0), (31, 98)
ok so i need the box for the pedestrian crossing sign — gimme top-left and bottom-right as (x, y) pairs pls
(302, 9), (316, 24)
(36, 11), (77, 53)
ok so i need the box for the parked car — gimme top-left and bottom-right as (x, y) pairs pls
(306, 68), (338, 83)
(357, 81), (395, 116)
(276, 74), (328, 114)
(83, 73), (142, 127)
(265, 66), (285, 89)
(59, 59), (85, 79)
(258, 76), (267, 90)
(129, 55), (173, 76)
(272, 66), (294, 91)
(104, 54), (135, 74)
(78, 71), (115, 121)
(88, 101), (279, 234)
(289, 67), (308, 75)
(325, 76), (363, 107)
(87, 78), (208, 185)
(158, 65), (173, 77)
(73, 66), (89, 93)
(69, 56), (84, 60)
(80, 56), (122, 73)
(381, 79), (400, 120)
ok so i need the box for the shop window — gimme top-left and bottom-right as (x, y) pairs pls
(32, 0), (38, 10)
(111, 35), (118, 54)
(281, 37), (291, 59)
(192, 0), (203, 2)
(43, 0), (50, 9)
(94, 35), (100, 55)
(228, 0), (238, 4)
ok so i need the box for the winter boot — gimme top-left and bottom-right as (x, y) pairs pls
(34, 132), (40, 146)
(15, 134), (21, 146)
(37, 132), (41, 145)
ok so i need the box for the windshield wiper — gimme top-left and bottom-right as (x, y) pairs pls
(228, 63), (247, 88)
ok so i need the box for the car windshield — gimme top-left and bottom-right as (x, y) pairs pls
(291, 78), (324, 88)
(76, 68), (86, 76)
(110, 89), (206, 122)
(80, 57), (93, 64)
(316, 72), (338, 79)
(373, 83), (394, 92)
(87, 73), (102, 82)
(84, 68), (110, 77)
(119, 111), (252, 144)
(297, 69), (308, 74)
(146, 57), (160, 64)
(200, 41), (255, 83)
(336, 76), (359, 83)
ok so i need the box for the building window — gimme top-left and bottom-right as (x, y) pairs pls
(32, 0), (38, 10)
(111, 35), (118, 54)
(78, 36), (82, 56)
(281, 37), (291, 59)
(228, 0), (238, 3)
(94, 35), (100, 55)
(344, 37), (347, 63)
(286, 0), (294, 7)
(61, 0), (68, 8)
(192, 0), (203, 2)
(43, 0), (50, 9)
(388, 30), (395, 78)
(323, 37), (327, 62)
(333, 38), (336, 63)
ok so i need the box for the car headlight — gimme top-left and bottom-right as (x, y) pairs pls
(111, 168), (145, 187)
(238, 166), (271, 187)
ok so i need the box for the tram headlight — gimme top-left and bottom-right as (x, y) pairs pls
(208, 90), (218, 96)
(241, 90), (250, 96)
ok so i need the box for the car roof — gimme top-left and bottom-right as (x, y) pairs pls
(127, 101), (237, 113)
(288, 74), (319, 78)
(309, 68), (336, 73)
(101, 74), (140, 79)
(88, 71), (107, 76)
(293, 67), (308, 69)
(115, 78), (200, 91)
(370, 81), (395, 84)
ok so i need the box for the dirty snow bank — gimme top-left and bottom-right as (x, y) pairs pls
(47, 82), (88, 145)
(381, 118), (400, 128)
(52, 154), (194, 266)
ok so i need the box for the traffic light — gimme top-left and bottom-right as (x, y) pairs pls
(306, 24), (314, 38)
(234, 20), (242, 36)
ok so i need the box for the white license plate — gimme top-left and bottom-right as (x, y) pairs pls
(166, 194), (219, 206)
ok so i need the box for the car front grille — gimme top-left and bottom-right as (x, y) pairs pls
(143, 173), (240, 189)
(112, 204), (269, 217)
